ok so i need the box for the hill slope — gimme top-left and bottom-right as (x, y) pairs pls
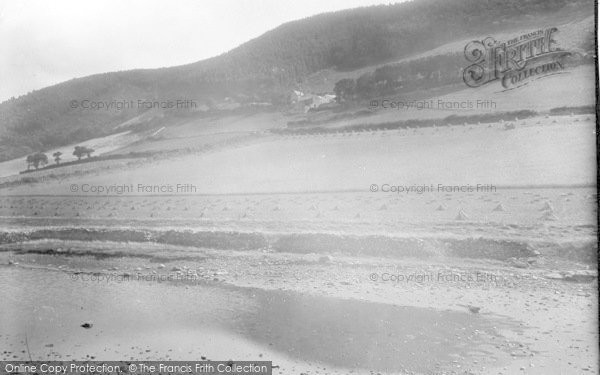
(0, 0), (594, 162)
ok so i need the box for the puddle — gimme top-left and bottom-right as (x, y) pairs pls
(0, 265), (512, 373)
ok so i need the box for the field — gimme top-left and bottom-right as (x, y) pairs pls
(3, 113), (595, 197)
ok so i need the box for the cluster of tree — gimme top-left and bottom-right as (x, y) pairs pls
(25, 152), (49, 170)
(72, 146), (95, 160)
(24, 146), (94, 170)
(335, 47), (594, 103)
(1, 0), (593, 162)
(334, 53), (466, 102)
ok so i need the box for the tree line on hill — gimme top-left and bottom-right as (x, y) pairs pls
(25, 146), (95, 170)
(334, 49), (595, 103)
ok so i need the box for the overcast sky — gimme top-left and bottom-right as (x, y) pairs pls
(0, 0), (406, 102)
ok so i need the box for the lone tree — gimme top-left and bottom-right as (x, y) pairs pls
(25, 155), (34, 170)
(73, 146), (94, 160)
(334, 78), (356, 103)
(53, 151), (62, 165)
(26, 152), (48, 169)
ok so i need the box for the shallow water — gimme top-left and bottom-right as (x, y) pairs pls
(0, 266), (512, 373)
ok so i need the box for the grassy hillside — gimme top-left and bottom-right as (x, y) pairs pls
(9, 115), (595, 196)
(0, 0), (594, 162)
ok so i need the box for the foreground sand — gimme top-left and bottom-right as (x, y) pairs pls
(0, 238), (597, 375)
(0, 185), (597, 374)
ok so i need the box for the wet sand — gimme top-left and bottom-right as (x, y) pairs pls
(0, 237), (597, 374)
